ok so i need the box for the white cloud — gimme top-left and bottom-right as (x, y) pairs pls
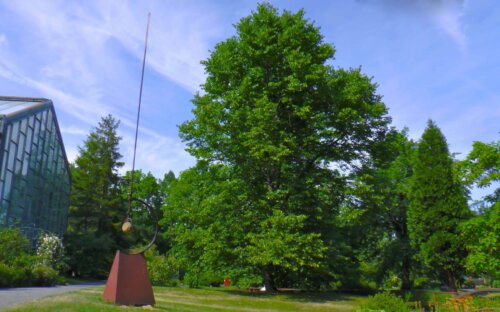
(430, 0), (467, 48)
(0, 63), (25, 85)
(60, 126), (88, 136)
(0, 61), (195, 176)
(40, 65), (72, 79)
(359, 0), (468, 48)
(0, 1), (217, 177)
(0, 1), (223, 117)
(82, 1), (222, 92)
(0, 0), (222, 107)
(120, 133), (195, 176)
(64, 146), (79, 164)
(0, 63), (107, 125)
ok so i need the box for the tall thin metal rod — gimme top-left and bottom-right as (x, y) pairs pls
(128, 12), (151, 217)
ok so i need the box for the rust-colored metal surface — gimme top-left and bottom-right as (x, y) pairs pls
(102, 251), (155, 306)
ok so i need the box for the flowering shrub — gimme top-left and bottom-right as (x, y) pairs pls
(36, 232), (68, 273)
(0, 228), (62, 286)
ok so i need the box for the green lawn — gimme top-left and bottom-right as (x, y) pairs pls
(3, 287), (364, 312)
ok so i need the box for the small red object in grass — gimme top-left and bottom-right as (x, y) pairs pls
(224, 277), (231, 287)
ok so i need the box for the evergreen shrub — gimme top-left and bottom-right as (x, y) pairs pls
(31, 264), (62, 286)
(358, 293), (412, 312)
(145, 250), (180, 286)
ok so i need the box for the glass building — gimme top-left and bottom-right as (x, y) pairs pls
(0, 96), (71, 244)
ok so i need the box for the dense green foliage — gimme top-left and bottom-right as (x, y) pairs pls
(163, 162), (327, 288)
(350, 131), (417, 290)
(120, 170), (171, 253)
(458, 140), (499, 285)
(458, 140), (499, 201)
(461, 202), (499, 283)
(408, 120), (471, 289)
(0, 228), (30, 264)
(0, 228), (62, 287)
(175, 3), (392, 291)
(69, 115), (124, 235)
(65, 115), (175, 278)
(358, 293), (412, 312)
(144, 247), (180, 286)
(65, 115), (125, 277)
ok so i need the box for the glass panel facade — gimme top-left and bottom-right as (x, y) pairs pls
(0, 97), (70, 245)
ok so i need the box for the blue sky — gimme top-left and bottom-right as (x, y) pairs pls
(0, 1), (498, 199)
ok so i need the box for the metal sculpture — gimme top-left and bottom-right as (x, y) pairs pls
(102, 198), (158, 306)
(122, 198), (160, 255)
(103, 12), (156, 307)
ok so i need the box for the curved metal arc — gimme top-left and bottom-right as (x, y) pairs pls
(122, 197), (159, 255)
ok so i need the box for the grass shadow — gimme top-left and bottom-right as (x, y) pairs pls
(219, 288), (363, 303)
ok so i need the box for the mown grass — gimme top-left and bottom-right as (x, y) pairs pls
(3, 286), (364, 312)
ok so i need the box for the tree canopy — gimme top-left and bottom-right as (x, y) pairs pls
(458, 140), (499, 204)
(349, 130), (417, 290)
(458, 140), (499, 283)
(173, 3), (392, 290)
(68, 114), (124, 236)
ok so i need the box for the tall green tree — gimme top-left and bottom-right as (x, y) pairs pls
(458, 140), (499, 284)
(408, 120), (471, 290)
(175, 3), (391, 290)
(66, 115), (125, 277)
(351, 131), (417, 291)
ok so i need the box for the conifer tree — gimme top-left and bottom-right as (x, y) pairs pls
(70, 114), (124, 235)
(66, 115), (125, 277)
(408, 120), (471, 289)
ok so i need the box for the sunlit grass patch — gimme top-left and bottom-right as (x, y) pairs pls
(4, 286), (362, 312)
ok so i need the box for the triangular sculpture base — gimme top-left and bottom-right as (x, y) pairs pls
(102, 251), (155, 306)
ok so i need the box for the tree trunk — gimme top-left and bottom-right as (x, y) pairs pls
(262, 267), (278, 293)
(446, 271), (457, 291)
(394, 208), (412, 292)
(400, 253), (412, 291)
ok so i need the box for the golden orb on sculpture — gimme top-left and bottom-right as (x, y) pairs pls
(122, 219), (133, 233)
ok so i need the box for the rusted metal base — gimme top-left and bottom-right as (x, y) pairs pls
(102, 251), (155, 306)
